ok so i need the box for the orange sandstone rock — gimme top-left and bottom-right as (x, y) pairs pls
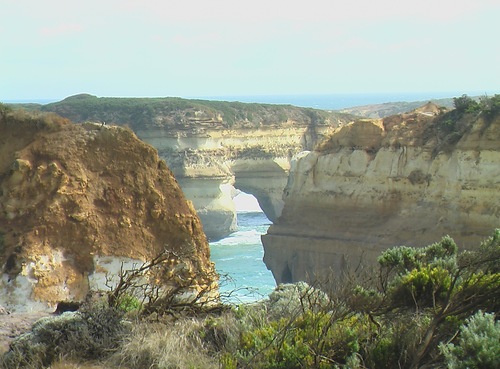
(0, 113), (214, 311)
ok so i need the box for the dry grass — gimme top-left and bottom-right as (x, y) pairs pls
(2, 315), (225, 369)
(48, 361), (106, 369)
(106, 318), (220, 369)
(48, 312), (243, 369)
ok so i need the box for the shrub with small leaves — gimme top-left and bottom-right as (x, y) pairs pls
(116, 293), (142, 313)
(266, 281), (330, 320)
(453, 94), (480, 114)
(391, 265), (453, 307)
(439, 310), (500, 369)
(1, 307), (129, 368)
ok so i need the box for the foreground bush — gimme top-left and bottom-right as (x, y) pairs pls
(2, 230), (498, 369)
(1, 307), (128, 369)
(209, 230), (500, 369)
(440, 310), (500, 369)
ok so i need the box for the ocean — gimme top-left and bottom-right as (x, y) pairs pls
(209, 210), (276, 304)
(4, 91), (478, 110)
(189, 92), (473, 110)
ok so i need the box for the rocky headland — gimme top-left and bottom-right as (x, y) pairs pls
(339, 97), (455, 118)
(41, 94), (355, 240)
(262, 102), (500, 284)
(0, 108), (214, 312)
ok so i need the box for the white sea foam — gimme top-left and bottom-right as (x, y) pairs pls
(213, 230), (263, 247)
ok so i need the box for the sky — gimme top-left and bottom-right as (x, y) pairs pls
(234, 192), (263, 213)
(1, 0), (499, 102)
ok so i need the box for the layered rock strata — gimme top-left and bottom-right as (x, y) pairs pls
(141, 126), (330, 240)
(262, 104), (500, 284)
(0, 112), (214, 312)
(42, 95), (354, 239)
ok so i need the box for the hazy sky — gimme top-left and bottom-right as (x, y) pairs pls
(1, 0), (499, 101)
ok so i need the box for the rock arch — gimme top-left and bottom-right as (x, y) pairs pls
(135, 123), (340, 241)
(231, 158), (289, 222)
(176, 157), (290, 241)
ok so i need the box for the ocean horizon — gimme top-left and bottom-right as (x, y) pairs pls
(188, 91), (476, 110)
(4, 90), (494, 110)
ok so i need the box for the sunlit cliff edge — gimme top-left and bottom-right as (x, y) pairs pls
(262, 102), (500, 284)
(0, 109), (214, 312)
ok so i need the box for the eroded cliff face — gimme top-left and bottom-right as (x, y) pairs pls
(0, 111), (214, 312)
(143, 125), (336, 240)
(42, 95), (354, 240)
(262, 104), (500, 284)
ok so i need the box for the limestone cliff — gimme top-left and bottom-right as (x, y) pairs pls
(41, 94), (355, 240)
(262, 103), (500, 284)
(0, 109), (214, 312)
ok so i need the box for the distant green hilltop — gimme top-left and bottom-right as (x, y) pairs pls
(13, 93), (352, 129)
(5, 93), (499, 127)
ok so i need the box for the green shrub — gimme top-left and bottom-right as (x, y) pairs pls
(219, 353), (238, 369)
(265, 281), (330, 320)
(0, 103), (12, 117)
(365, 313), (432, 369)
(440, 310), (500, 369)
(234, 308), (373, 369)
(390, 265), (453, 307)
(378, 235), (458, 273)
(116, 293), (142, 313)
(378, 236), (458, 301)
(480, 94), (500, 118)
(1, 307), (128, 368)
(453, 94), (480, 114)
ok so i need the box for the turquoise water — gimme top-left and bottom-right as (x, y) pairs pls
(210, 211), (276, 303)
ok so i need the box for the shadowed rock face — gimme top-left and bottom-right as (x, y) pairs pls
(0, 113), (214, 312)
(263, 105), (500, 284)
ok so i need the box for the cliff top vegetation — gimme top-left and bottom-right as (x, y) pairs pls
(339, 96), (457, 118)
(14, 94), (356, 129)
(316, 94), (500, 155)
